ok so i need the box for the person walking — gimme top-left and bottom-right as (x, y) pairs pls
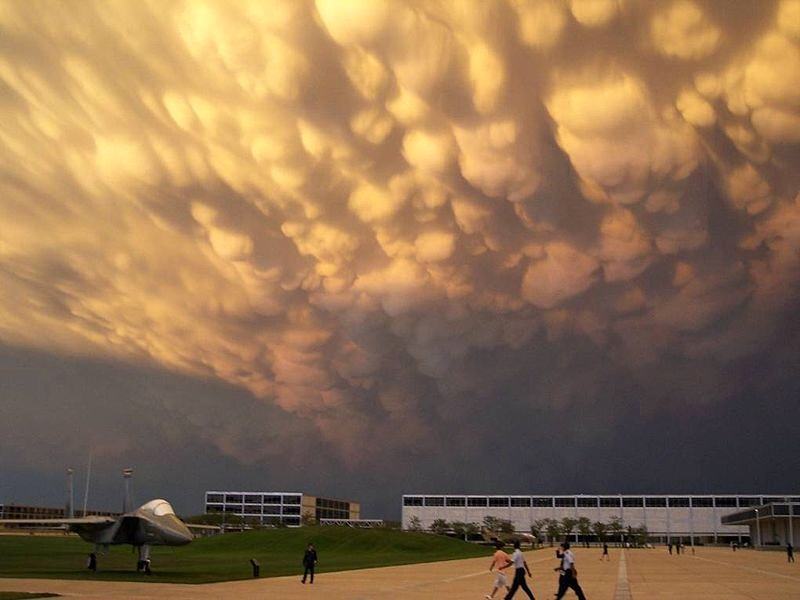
(301, 542), (318, 584)
(504, 540), (535, 599)
(788, 543), (795, 563)
(554, 542), (587, 600)
(668, 541), (673, 555)
(600, 542), (609, 561)
(486, 542), (512, 599)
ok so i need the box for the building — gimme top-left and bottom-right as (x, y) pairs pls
(721, 501), (800, 547)
(0, 503), (120, 520)
(401, 494), (800, 544)
(204, 491), (360, 527)
(0, 503), (120, 530)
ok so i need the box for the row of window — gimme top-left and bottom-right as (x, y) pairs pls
(402, 496), (798, 508)
(207, 503), (301, 515)
(206, 493), (302, 505)
(316, 498), (350, 511)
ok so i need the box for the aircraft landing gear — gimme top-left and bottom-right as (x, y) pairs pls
(136, 544), (152, 574)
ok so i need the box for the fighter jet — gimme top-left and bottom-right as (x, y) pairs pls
(0, 470), (194, 571)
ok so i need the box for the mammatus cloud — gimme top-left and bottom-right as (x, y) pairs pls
(0, 0), (799, 473)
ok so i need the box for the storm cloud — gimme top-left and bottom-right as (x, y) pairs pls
(1, 0), (799, 514)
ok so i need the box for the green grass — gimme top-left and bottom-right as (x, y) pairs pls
(0, 528), (489, 584)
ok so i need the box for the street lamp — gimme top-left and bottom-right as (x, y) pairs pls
(754, 508), (761, 548)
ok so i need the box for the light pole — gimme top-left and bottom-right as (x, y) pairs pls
(755, 508), (761, 548)
(66, 468), (74, 518)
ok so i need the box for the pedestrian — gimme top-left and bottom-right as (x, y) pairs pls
(600, 542), (609, 561)
(301, 542), (318, 584)
(668, 541), (673, 555)
(788, 543), (795, 563)
(486, 541), (512, 599)
(554, 542), (587, 600)
(504, 539), (535, 599)
(86, 553), (97, 572)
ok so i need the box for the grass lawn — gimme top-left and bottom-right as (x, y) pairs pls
(0, 527), (490, 584)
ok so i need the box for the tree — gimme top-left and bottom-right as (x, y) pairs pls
(531, 519), (548, 546)
(633, 525), (649, 547)
(465, 522), (480, 539)
(483, 515), (502, 535)
(545, 518), (562, 546)
(301, 512), (316, 527)
(592, 520), (608, 543)
(607, 516), (624, 546)
(577, 517), (592, 547)
(560, 517), (578, 544)
(408, 516), (422, 532)
(498, 519), (515, 535)
(430, 518), (450, 535)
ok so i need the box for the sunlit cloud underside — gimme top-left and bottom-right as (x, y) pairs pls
(1, 0), (799, 466)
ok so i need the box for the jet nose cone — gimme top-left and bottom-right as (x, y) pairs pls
(166, 522), (193, 545)
(175, 526), (193, 545)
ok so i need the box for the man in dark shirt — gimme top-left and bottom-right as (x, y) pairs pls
(788, 543), (795, 563)
(302, 543), (318, 584)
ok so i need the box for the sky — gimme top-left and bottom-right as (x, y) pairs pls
(0, 0), (799, 519)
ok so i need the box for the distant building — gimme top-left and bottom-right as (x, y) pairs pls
(401, 493), (800, 544)
(722, 501), (800, 547)
(0, 503), (120, 529)
(204, 491), (361, 527)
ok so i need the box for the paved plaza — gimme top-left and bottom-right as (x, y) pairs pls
(1, 547), (798, 599)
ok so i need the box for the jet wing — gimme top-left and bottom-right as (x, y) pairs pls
(0, 516), (115, 526)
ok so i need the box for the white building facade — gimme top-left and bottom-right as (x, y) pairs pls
(402, 494), (800, 543)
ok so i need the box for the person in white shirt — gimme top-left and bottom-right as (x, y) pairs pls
(554, 542), (586, 600)
(503, 540), (535, 599)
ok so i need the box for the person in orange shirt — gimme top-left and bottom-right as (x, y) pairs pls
(486, 541), (512, 599)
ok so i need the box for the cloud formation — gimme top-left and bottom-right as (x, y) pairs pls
(0, 0), (799, 480)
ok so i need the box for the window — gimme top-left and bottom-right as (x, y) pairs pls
(244, 495), (261, 504)
(645, 497), (667, 507)
(404, 496), (423, 506)
(425, 497), (445, 507)
(263, 495), (282, 505)
(738, 497), (761, 507)
(446, 497), (466, 507)
(691, 497), (713, 507)
(283, 517), (300, 526)
(224, 506), (241, 513)
(206, 503), (223, 512)
(668, 497), (690, 507)
(577, 497), (597, 508)
(206, 493), (223, 503)
(467, 497), (488, 507)
(555, 497), (575, 507)
(283, 495), (301, 505)
(225, 494), (243, 504)
(762, 497), (782, 504)
(283, 506), (301, 515)
(532, 497), (553, 507)
(600, 497), (621, 508)
(714, 497), (737, 507)
(511, 497), (531, 507)
(623, 497), (644, 507)
(489, 497), (509, 507)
